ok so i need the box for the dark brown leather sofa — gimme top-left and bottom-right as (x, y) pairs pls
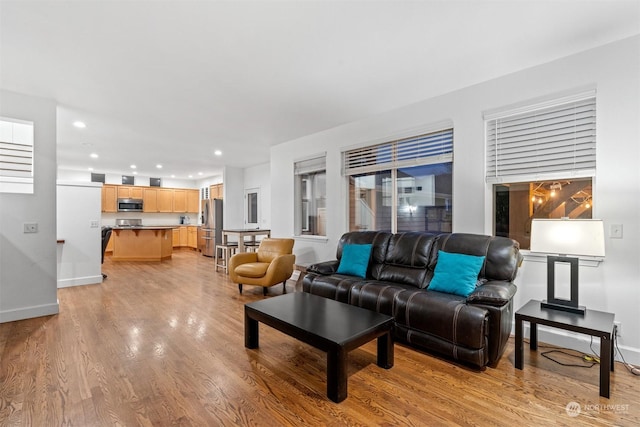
(302, 231), (523, 368)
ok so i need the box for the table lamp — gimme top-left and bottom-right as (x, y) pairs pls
(530, 218), (605, 315)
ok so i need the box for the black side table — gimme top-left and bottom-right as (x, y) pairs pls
(515, 299), (615, 398)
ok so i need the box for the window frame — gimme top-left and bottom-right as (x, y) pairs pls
(294, 154), (327, 237)
(0, 117), (35, 194)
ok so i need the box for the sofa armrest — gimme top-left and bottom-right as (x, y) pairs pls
(307, 260), (340, 275)
(467, 281), (517, 307)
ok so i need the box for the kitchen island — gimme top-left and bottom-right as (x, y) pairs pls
(111, 226), (174, 261)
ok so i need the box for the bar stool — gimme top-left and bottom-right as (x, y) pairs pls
(244, 241), (260, 253)
(215, 243), (238, 273)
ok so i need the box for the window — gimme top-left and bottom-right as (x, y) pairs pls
(344, 128), (453, 233)
(0, 118), (34, 194)
(486, 92), (596, 249)
(295, 155), (326, 236)
(245, 188), (260, 227)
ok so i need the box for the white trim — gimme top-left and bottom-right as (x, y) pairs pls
(57, 275), (103, 288)
(294, 235), (329, 243)
(0, 301), (59, 323)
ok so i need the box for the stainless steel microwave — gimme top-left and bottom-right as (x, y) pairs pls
(117, 198), (144, 212)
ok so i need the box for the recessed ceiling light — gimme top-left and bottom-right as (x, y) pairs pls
(198, 172), (203, 176)
(214, 150), (222, 156)
(171, 174), (175, 178)
(188, 174), (193, 178)
(73, 121), (86, 128)
(156, 164), (163, 169)
(88, 167), (94, 171)
(90, 153), (98, 158)
(133, 171), (138, 175)
(130, 164), (137, 169)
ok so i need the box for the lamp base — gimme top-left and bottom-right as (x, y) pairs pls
(541, 300), (586, 315)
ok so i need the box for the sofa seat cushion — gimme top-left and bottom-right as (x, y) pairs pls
(302, 273), (363, 303)
(234, 262), (269, 278)
(348, 281), (416, 316)
(394, 290), (489, 350)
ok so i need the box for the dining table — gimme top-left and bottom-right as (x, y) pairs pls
(221, 229), (271, 253)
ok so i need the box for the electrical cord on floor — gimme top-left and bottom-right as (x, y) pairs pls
(614, 332), (640, 376)
(526, 332), (640, 377)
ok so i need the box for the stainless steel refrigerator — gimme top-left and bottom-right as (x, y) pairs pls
(200, 198), (223, 257)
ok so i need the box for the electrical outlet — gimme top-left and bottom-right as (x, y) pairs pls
(23, 223), (38, 233)
(610, 224), (623, 239)
(614, 321), (622, 337)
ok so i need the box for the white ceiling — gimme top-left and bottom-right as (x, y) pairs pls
(2, 1), (639, 180)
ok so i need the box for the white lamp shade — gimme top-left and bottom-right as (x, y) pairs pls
(530, 219), (605, 257)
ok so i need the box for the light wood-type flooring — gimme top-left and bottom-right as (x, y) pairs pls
(1, 250), (638, 426)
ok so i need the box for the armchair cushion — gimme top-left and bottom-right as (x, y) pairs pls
(235, 262), (270, 278)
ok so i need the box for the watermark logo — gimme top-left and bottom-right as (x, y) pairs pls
(566, 401), (581, 417)
(565, 401), (630, 417)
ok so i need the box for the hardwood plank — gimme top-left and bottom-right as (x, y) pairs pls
(0, 251), (638, 425)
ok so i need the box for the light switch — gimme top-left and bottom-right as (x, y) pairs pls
(90, 220), (99, 228)
(24, 223), (38, 233)
(610, 224), (623, 239)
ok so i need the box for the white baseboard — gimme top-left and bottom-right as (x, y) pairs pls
(0, 301), (59, 323)
(57, 275), (102, 288)
(518, 323), (640, 366)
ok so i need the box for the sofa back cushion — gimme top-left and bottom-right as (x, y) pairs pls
(377, 232), (438, 288)
(430, 233), (521, 282)
(337, 231), (392, 278)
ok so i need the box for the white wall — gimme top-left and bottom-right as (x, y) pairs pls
(223, 166), (244, 229)
(0, 90), (59, 322)
(56, 181), (102, 288)
(270, 36), (640, 362)
(57, 168), (198, 189)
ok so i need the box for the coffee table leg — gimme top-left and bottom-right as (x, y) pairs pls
(327, 347), (347, 403)
(244, 310), (259, 349)
(377, 332), (394, 369)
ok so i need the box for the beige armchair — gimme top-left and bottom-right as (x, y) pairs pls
(229, 238), (295, 295)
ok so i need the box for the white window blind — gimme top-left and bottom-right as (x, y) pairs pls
(485, 95), (596, 184)
(0, 118), (34, 194)
(343, 128), (453, 176)
(294, 155), (326, 175)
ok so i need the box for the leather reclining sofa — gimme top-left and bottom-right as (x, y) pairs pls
(302, 231), (523, 368)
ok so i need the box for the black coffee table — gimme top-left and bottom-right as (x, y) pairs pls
(244, 292), (394, 402)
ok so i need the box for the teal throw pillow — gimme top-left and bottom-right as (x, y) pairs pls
(428, 250), (486, 297)
(336, 244), (372, 278)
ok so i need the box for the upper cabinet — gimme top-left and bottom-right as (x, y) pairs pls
(187, 189), (199, 213)
(102, 185), (118, 213)
(102, 184), (202, 213)
(210, 183), (224, 199)
(118, 185), (143, 199)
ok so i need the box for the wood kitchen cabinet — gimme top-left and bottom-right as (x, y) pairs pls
(158, 189), (173, 212)
(143, 188), (158, 212)
(179, 226), (188, 247)
(187, 189), (199, 213)
(210, 184), (224, 199)
(117, 186), (143, 199)
(173, 189), (187, 212)
(187, 226), (198, 249)
(172, 228), (180, 247)
(102, 185), (117, 213)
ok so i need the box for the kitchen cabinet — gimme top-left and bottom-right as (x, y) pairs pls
(187, 226), (198, 248)
(143, 188), (158, 212)
(172, 228), (180, 247)
(210, 184), (223, 199)
(102, 185), (117, 213)
(106, 236), (114, 252)
(179, 226), (188, 247)
(187, 189), (199, 213)
(158, 189), (173, 213)
(173, 189), (187, 212)
(118, 186), (143, 199)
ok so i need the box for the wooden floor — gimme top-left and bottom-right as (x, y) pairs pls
(1, 251), (638, 426)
